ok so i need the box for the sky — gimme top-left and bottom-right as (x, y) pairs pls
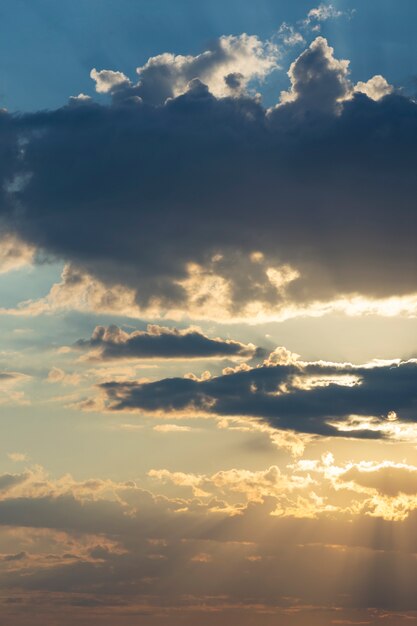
(1, 1), (417, 624)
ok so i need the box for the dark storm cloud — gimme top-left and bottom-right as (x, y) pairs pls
(100, 359), (417, 438)
(1, 37), (417, 313)
(75, 324), (259, 360)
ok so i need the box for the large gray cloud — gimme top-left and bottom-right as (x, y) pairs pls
(75, 324), (259, 360)
(99, 357), (417, 438)
(1, 37), (417, 316)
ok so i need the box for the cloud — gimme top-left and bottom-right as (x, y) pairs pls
(341, 462), (417, 497)
(2, 462), (417, 619)
(98, 355), (417, 439)
(149, 465), (312, 503)
(354, 75), (394, 101)
(46, 367), (81, 386)
(290, 455), (417, 522)
(5, 263), (417, 323)
(7, 453), (28, 463)
(90, 69), (129, 94)
(302, 4), (354, 33)
(306, 4), (344, 24)
(75, 324), (259, 361)
(0, 234), (34, 273)
(278, 23), (305, 47)
(91, 34), (280, 104)
(279, 37), (350, 113)
(0, 472), (31, 494)
(0, 371), (31, 406)
(0, 37), (415, 322)
(153, 424), (193, 433)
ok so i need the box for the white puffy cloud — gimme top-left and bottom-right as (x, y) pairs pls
(90, 68), (130, 94)
(91, 34), (280, 104)
(280, 37), (351, 113)
(354, 75), (394, 100)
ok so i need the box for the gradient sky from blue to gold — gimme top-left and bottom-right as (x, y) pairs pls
(1, 2), (417, 624)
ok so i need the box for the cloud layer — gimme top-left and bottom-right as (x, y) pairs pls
(2, 457), (417, 623)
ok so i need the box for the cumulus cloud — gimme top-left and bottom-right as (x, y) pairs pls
(75, 324), (259, 361)
(91, 34), (279, 104)
(0, 37), (415, 322)
(90, 68), (130, 94)
(291, 455), (417, 522)
(279, 37), (351, 113)
(98, 355), (417, 439)
(149, 465), (311, 502)
(354, 74), (394, 100)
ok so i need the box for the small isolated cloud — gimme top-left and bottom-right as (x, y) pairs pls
(153, 424), (193, 433)
(7, 453), (28, 463)
(307, 4), (344, 24)
(278, 23), (305, 47)
(69, 93), (92, 105)
(46, 367), (81, 386)
(75, 324), (259, 361)
(303, 4), (354, 32)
